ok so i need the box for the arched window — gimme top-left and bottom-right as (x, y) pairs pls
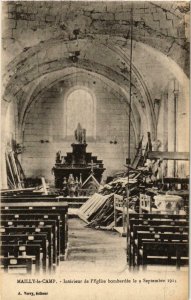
(64, 87), (96, 139)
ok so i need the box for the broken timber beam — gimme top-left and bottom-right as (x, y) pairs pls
(147, 151), (189, 161)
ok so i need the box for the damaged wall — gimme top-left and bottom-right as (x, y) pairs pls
(22, 75), (136, 182)
(1, 1), (189, 186)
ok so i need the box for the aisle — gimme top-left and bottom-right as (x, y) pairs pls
(60, 217), (127, 274)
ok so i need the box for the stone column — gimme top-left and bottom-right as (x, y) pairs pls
(162, 92), (168, 152)
(167, 80), (179, 177)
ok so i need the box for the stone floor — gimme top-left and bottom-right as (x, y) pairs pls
(58, 217), (188, 276)
(59, 217), (127, 275)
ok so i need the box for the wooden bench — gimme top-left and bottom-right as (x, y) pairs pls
(0, 226), (54, 269)
(0, 257), (33, 274)
(1, 244), (41, 273)
(135, 231), (188, 267)
(1, 234), (48, 272)
(0, 199), (68, 274)
(0, 212), (60, 255)
(1, 219), (58, 267)
(2, 210), (65, 257)
(130, 224), (189, 266)
(129, 213), (189, 221)
(128, 213), (188, 267)
(1, 201), (68, 258)
(140, 241), (189, 269)
(1, 195), (63, 202)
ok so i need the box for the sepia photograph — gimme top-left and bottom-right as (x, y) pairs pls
(0, 0), (190, 299)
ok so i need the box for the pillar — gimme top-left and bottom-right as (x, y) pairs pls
(167, 80), (179, 177)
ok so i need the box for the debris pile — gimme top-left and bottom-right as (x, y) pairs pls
(78, 160), (163, 230)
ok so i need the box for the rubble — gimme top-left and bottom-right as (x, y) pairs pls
(78, 159), (162, 230)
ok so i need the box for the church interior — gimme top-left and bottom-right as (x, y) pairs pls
(1, 1), (190, 275)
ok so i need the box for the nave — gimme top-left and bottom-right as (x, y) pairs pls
(60, 217), (126, 274)
(0, 189), (189, 275)
(1, 3), (190, 300)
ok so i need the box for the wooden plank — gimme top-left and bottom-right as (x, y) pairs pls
(78, 193), (99, 214)
(5, 152), (16, 188)
(86, 197), (107, 220)
(78, 193), (113, 223)
(84, 195), (107, 216)
(79, 193), (106, 214)
(9, 151), (22, 188)
(1, 187), (35, 193)
(41, 177), (48, 195)
(1, 201), (68, 208)
(147, 151), (189, 160)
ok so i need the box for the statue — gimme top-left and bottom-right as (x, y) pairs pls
(68, 174), (76, 197)
(62, 177), (68, 197)
(74, 123), (86, 144)
(56, 151), (61, 163)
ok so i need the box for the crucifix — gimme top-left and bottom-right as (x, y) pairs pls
(90, 159), (97, 174)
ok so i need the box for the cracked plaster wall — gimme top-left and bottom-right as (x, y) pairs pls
(1, 1), (189, 185)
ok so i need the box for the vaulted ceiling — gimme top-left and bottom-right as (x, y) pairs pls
(2, 1), (190, 141)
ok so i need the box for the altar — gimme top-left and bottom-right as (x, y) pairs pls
(52, 124), (105, 192)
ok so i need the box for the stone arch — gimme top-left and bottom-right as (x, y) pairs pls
(20, 68), (147, 147)
(3, 36), (157, 143)
(3, 35), (188, 147)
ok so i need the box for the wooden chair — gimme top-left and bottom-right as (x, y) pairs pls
(114, 194), (124, 227)
(139, 194), (151, 213)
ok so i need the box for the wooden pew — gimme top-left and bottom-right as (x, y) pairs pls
(1, 209), (65, 258)
(1, 201), (68, 258)
(130, 224), (189, 266)
(1, 196), (63, 203)
(128, 213), (188, 267)
(0, 226), (54, 269)
(0, 257), (33, 274)
(1, 213), (60, 267)
(129, 213), (189, 221)
(140, 242), (189, 269)
(0, 212), (60, 261)
(0, 220), (58, 266)
(1, 244), (41, 273)
(135, 231), (188, 267)
(1, 234), (47, 272)
(0, 199), (68, 271)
